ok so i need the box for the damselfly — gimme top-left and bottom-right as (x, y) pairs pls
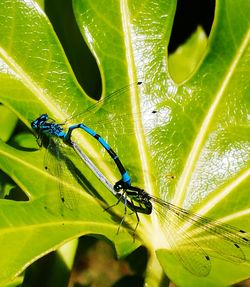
(31, 83), (250, 277)
(31, 82), (149, 206)
(107, 181), (250, 276)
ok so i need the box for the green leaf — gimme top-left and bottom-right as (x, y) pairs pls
(0, 139), (136, 285)
(168, 26), (207, 83)
(0, 105), (18, 142)
(0, 0), (249, 286)
(35, 0), (44, 10)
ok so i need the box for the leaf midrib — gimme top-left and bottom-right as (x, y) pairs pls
(120, 0), (155, 232)
(175, 29), (250, 213)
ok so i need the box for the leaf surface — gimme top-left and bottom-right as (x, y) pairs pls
(0, 0), (249, 286)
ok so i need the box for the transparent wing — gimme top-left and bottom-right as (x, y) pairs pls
(67, 82), (143, 122)
(81, 110), (162, 136)
(154, 203), (211, 277)
(44, 139), (80, 210)
(152, 198), (249, 276)
(196, 234), (246, 263)
(151, 197), (250, 247)
(151, 196), (249, 270)
(64, 82), (163, 137)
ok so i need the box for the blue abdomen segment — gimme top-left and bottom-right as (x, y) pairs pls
(98, 136), (111, 150)
(122, 172), (131, 185)
(65, 123), (131, 186)
(55, 130), (66, 138)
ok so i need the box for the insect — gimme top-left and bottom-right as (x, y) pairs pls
(109, 180), (250, 277)
(31, 82), (147, 207)
(31, 83), (250, 277)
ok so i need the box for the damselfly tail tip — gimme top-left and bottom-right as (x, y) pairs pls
(137, 81), (142, 85)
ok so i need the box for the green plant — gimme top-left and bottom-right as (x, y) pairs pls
(0, 0), (249, 286)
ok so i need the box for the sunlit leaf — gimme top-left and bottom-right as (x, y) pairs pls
(0, 0), (249, 286)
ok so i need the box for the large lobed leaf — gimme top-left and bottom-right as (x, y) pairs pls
(0, 0), (249, 286)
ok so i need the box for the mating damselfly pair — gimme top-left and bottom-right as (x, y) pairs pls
(31, 82), (250, 277)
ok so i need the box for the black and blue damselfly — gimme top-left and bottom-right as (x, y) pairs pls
(31, 82), (250, 277)
(31, 82), (148, 207)
(50, 136), (250, 277)
(107, 180), (250, 276)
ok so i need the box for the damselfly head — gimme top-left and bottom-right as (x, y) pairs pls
(31, 113), (48, 129)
